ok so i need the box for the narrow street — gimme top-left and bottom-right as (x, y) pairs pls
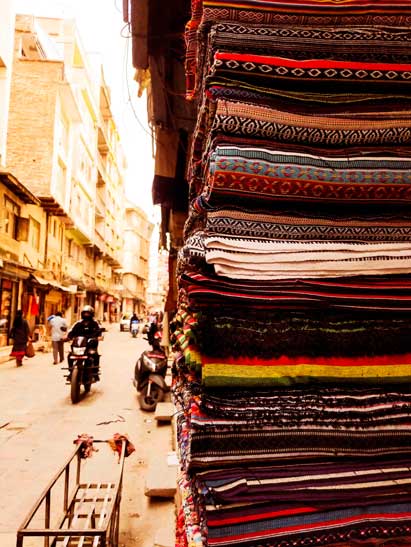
(0, 326), (175, 547)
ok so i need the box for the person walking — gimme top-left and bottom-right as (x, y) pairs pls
(9, 310), (31, 367)
(48, 311), (68, 364)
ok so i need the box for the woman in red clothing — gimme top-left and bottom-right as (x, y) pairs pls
(9, 310), (31, 367)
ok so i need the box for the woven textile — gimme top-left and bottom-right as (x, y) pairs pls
(171, 309), (411, 387)
(201, 146), (411, 206)
(204, 208), (411, 242)
(195, 311), (411, 359)
(206, 84), (411, 117)
(185, 1), (411, 98)
(212, 100), (411, 147)
(210, 52), (411, 93)
(194, 22), (411, 100)
(190, 137), (411, 201)
(197, 458), (411, 504)
(205, 502), (411, 547)
(178, 471), (411, 547)
(173, 380), (411, 469)
(182, 232), (411, 279)
(200, 353), (411, 387)
(179, 1), (411, 545)
(181, 271), (411, 312)
(207, 23), (411, 63)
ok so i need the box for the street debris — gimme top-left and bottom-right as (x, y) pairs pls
(96, 414), (125, 425)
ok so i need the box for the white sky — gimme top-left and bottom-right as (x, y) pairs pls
(14, 0), (156, 217)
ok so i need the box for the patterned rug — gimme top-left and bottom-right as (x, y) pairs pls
(173, 379), (411, 469)
(186, 1), (411, 98)
(181, 271), (411, 312)
(203, 208), (411, 242)
(200, 145), (411, 206)
(211, 100), (411, 148)
(181, 232), (411, 279)
(209, 52), (411, 94)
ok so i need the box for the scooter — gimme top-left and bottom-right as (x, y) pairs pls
(66, 330), (104, 404)
(130, 320), (139, 338)
(133, 331), (168, 411)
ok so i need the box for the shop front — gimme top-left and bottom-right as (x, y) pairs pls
(0, 278), (17, 347)
(99, 293), (120, 323)
(0, 258), (32, 347)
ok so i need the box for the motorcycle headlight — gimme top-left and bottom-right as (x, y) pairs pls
(72, 347), (86, 356)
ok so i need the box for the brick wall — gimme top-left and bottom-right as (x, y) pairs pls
(6, 54), (63, 196)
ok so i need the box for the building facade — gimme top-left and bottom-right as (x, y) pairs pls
(0, 11), (136, 345)
(122, 203), (154, 316)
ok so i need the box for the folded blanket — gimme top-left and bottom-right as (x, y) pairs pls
(210, 52), (411, 94)
(200, 353), (411, 387)
(178, 466), (411, 547)
(205, 208), (411, 242)
(195, 311), (411, 359)
(181, 271), (411, 312)
(173, 380), (411, 468)
(182, 232), (411, 279)
(211, 100), (411, 148)
(205, 500), (411, 547)
(186, 0), (411, 98)
(197, 458), (411, 505)
(201, 145), (411, 206)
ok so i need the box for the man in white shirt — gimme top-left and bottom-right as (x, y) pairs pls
(48, 311), (68, 364)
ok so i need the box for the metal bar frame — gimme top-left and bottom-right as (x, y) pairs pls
(16, 440), (126, 547)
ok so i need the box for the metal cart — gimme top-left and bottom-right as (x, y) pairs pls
(16, 439), (126, 547)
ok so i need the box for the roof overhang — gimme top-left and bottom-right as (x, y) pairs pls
(0, 172), (40, 205)
(38, 196), (71, 219)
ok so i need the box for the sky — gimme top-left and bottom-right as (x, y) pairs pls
(14, 0), (156, 217)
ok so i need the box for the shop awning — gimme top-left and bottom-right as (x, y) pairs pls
(1, 259), (33, 280)
(62, 276), (86, 291)
(30, 274), (75, 293)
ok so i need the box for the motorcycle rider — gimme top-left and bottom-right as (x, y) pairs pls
(129, 313), (139, 333)
(147, 316), (160, 347)
(66, 305), (102, 379)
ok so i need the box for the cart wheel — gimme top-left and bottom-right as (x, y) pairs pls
(71, 367), (81, 404)
(84, 382), (91, 393)
(138, 384), (163, 412)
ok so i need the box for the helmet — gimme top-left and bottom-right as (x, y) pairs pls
(81, 305), (94, 320)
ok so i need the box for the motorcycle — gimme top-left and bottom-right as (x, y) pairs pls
(130, 320), (139, 338)
(133, 331), (168, 411)
(66, 329), (104, 404)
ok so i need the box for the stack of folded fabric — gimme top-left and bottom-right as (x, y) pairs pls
(173, 1), (411, 546)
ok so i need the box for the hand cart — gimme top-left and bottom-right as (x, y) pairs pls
(16, 439), (126, 547)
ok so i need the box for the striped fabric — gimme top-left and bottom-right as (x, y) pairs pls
(201, 353), (411, 387)
(177, 1), (411, 545)
(185, 0), (411, 98)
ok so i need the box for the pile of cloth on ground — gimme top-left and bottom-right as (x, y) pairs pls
(173, 1), (411, 546)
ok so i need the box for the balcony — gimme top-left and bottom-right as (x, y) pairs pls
(98, 123), (110, 155)
(96, 153), (109, 186)
(95, 192), (106, 219)
(94, 228), (106, 254)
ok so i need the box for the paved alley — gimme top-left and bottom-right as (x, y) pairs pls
(0, 326), (175, 547)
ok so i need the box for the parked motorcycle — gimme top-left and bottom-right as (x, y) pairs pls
(66, 329), (105, 404)
(133, 331), (168, 411)
(130, 320), (139, 338)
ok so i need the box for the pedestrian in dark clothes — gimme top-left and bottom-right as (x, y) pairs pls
(9, 310), (31, 367)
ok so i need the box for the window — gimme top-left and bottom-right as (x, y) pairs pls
(30, 217), (41, 251)
(3, 196), (20, 239)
